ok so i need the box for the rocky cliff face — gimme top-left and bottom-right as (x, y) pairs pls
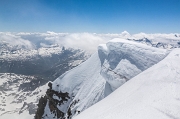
(35, 82), (70, 119)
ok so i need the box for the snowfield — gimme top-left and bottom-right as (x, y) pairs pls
(74, 48), (180, 119)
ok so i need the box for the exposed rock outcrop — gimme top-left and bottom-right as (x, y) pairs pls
(35, 82), (71, 119)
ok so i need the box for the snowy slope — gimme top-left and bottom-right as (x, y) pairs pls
(38, 39), (168, 119)
(74, 48), (180, 119)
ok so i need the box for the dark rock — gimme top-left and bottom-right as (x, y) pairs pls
(35, 88), (71, 119)
(35, 96), (47, 119)
(48, 82), (52, 89)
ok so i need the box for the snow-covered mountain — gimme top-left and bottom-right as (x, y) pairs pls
(124, 32), (180, 49)
(74, 48), (180, 119)
(1, 32), (180, 119)
(0, 33), (89, 119)
(0, 45), (88, 81)
(0, 73), (48, 119)
(0, 47), (88, 119)
(0, 32), (90, 81)
(36, 39), (169, 119)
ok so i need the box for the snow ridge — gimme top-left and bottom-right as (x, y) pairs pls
(99, 39), (168, 91)
(40, 39), (168, 119)
(74, 48), (180, 119)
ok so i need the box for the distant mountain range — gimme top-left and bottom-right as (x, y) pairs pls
(0, 35), (89, 119)
(0, 45), (88, 81)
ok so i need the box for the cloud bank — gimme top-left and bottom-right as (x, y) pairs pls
(0, 31), (180, 53)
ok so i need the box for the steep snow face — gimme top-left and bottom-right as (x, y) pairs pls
(49, 52), (105, 118)
(74, 48), (180, 119)
(99, 39), (168, 91)
(40, 39), (168, 119)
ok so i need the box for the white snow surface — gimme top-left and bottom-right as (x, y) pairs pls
(74, 48), (180, 119)
(100, 39), (168, 91)
(50, 39), (168, 117)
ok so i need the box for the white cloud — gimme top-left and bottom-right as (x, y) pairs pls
(0, 31), (180, 53)
(45, 33), (109, 53)
(0, 32), (35, 50)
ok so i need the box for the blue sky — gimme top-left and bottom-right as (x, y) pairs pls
(0, 0), (180, 33)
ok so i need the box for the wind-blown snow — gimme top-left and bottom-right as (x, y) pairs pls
(74, 48), (180, 119)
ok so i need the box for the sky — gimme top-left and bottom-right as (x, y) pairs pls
(0, 0), (180, 33)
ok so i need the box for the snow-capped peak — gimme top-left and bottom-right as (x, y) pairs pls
(36, 39), (168, 119)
